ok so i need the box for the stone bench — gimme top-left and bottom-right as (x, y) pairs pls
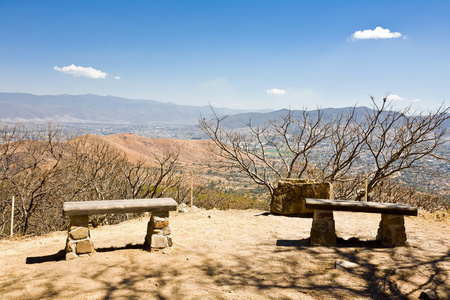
(305, 198), (418, 247)
(63, 198), (177, 260)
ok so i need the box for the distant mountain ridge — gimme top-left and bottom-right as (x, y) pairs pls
(216, 107), (370, 129)
(1, 93), (448, 130)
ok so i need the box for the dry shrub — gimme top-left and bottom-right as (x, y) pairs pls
(418, 208), (450, 222)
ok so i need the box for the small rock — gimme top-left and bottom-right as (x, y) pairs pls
(419, 289), (438, 300)
(162, 248), (173, 255)
(65, 252), (78, 260)
(335, 259), (360, 270)
(190, 205), (200, 212)
(178, 203), (189, 213)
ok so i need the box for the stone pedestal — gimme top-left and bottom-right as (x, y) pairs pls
(271, 179), (334, 215)
(65, 215), (94, 260)
(64, 210), (174, 259)
(310, 210), (337, 246)
(309, 211), (408, 247)
(144, 211), (172, 251)
(376, 214), (407, 246)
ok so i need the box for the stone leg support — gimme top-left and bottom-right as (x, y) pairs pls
(377, 214), (407, 246)
(65, 215), (95, 260)
(310, 210), (337, 246)
(144, 211), (172, 251)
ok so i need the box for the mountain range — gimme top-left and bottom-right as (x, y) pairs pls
(0, 93), (264, 125)
(1, 92), (448, 130)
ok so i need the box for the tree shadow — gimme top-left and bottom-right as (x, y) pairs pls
(13, 242), (450, 299)
(10, 212), (450, 299)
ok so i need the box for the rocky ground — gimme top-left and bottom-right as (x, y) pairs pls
(0, 209), (449, 299)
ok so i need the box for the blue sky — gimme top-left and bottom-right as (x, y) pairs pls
(1, 0), (449, 111)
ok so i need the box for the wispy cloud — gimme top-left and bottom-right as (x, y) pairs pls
(195, 76), (236, 106)
(351, 27), (402, 41)
(114, 76), (121, 80)
(53, 64), (107, 79)
(266, 88), (286, 95)
(197, 76), (230, 90)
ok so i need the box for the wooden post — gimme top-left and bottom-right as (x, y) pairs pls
(190, 170), (193, 207)
(10, 196), (15, 237)
(364, 174), (368, 202)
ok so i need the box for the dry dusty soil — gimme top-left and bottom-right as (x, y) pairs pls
(1, 209), (449, 299)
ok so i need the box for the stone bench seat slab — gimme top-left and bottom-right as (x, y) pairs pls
(63, 198), (178, 216)
(305, 198), (418, 216)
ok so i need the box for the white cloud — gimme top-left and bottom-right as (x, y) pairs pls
(386, 94), (421, 102)
(351, 27), (402, 40)
(53, 64), (107, 79)
(266, 88), (286, 95)
(387, 94), (405, 101)
(114, 76), (121, 80)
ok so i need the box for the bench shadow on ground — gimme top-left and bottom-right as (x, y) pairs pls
(25, 244), (145, 264)
(26, 250), (66, 264)
(255, 212), (314, 218)
(276, 237), (388, 248)
(95, 243), (144, 253)
(25, 238), (386, 265)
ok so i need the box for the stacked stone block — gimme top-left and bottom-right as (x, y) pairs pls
(310, 210), (337, 246)
(376, 214), (407, 246)
(144, 212), (173, 251)
(65, 215), (94, 260)
(271, 179), (334, 215)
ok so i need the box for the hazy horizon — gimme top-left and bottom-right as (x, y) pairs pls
(0, 91), (407, 113)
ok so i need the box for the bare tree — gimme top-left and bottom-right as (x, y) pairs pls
(119, 150), (182, 200)
(165, 176), (203, 205)
(141, 150), (182, 198)
(0, 123), (65, 235)
(119, 158), (150, 199)
(1, 128), (185, 237)
(199, 108), (332, 199)
(372, 177), (449, 211)
(60, 135), (125, 202)
(0, 122), (24, 236)
(200, 98), (449, 202)
(363, 99), (449, 195)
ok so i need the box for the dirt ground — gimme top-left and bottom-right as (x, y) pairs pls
(1, 209), (449, 300)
